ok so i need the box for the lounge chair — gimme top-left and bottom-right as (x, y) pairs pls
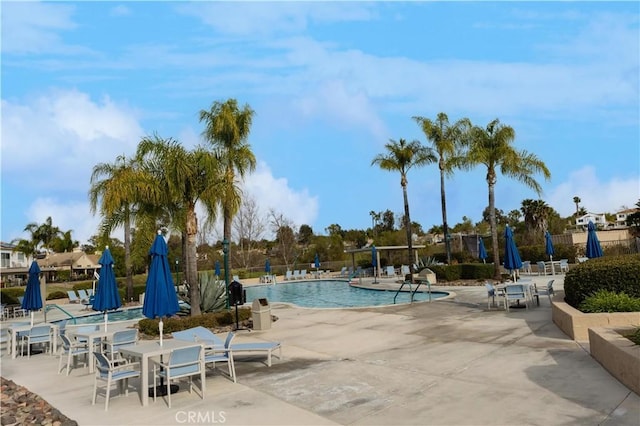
(292, 270), (300, 280)
(77, 289), (91, 304)
(336, 266), (347, 278)
(231, 340), (282, 367)
(67, 290), (81, 304)
(173, 326), (282, 367)
(172, 326), (224, 350)
(520, 261), (532, 275)
(300, 269), (307, 280)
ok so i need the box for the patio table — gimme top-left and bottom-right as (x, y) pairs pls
(68, 328), (116, 373)
(7, 322), (59, 359)
(118, 339), (204, 407)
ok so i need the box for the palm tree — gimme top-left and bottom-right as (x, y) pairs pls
(199, 99), (256, 258)
(573, 196), (581, 217)
(413, 112), (470, 264)
(24, 216), (61, 254)
(521, 199), (552, 243)
(461, 119), (551, 279)
(136, 135), (224, 316)
(372, 138), (436, 281)
(89, 155), (147, 301)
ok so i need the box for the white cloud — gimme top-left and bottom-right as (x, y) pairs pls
(1, 90), (143, 190)
(242, 162), (319, 232)
(176, 2), (377, 37)
(547, 166), (640, 216)
(23, 198), (100, 246)
(291, 79), (388, 141)
(0, 2), (91, 55)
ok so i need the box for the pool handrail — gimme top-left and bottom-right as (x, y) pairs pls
(45, 304), (77, 324)
(393, 279), (431, 304)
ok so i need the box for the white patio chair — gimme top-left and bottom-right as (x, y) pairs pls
(503, 284), (529, 312)
(92, 352), (140, 411)
(58, 334), (90, 375)
(152, 344), (205, 408)
(204, 331), (236, 383)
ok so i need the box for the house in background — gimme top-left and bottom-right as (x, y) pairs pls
(37, 248), (102, 282)
(576, 212), (607, 229)
(0, 242), (32, 286)
(615, 208), (639, 228)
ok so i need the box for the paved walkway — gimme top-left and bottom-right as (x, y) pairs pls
(2, 276), (639, 425)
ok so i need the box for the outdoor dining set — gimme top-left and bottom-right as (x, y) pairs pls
(485, 279), (555, 312)
(3, 321), (282, 411)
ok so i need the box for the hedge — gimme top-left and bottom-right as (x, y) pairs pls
(138, 308), (252, 336)
(563, 254), (640, 308)
(428, 263), (495, 282)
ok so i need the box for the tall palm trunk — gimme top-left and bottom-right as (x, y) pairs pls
(402, 178), (414, 283)
(487, 169), (500, 279)
(124, 210), (133, 302)
(186, 205), (201, 316)
(439, 158), (451, 264)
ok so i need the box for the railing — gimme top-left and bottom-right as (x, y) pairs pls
(393, 279), (431, 304)
(44, 304), (77, 324)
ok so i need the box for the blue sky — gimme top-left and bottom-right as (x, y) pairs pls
(2, 1), (639, 246)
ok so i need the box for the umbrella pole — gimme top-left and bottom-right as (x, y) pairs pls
(159, 319), (163, 346)
(30, 311), (34, 327)
(104, 312), (108, 331)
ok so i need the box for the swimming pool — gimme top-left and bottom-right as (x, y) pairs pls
(244, 280), (448, 308)
(54, 307), (145, 325)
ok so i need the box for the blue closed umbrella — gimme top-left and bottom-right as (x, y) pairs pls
(92, 247), (121, 331)
(265, 258), (271, 274)
(314, 253), (320, 269)
(503, 226), (523, 281)
(22, 261), (43, 326)
(478, 237), (487, 263)
(371, 245), (378, 282)
(545, 231), (555, 262)
(586, 221), (603, 259)
(143, 232), (180, 346)
(214, 260), (221, 278)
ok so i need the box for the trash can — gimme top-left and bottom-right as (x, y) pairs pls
(251, 298), (271, 330)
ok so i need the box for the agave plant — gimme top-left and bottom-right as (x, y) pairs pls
(179, 271), (228, 314)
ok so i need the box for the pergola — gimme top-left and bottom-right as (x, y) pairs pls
(344, 245), (426, 279)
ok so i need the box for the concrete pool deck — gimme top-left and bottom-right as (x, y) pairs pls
(2, 276), (639, 425)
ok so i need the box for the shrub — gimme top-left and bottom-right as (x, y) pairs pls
(518, 244), (577, 264)
(138, 308), (252, 336)
(564, 254), (640, 308)
(578, 290), (640, 313)
(46, 291), (67, 300)
(429, 264), (494, 282)
(624, 327), (640, 345)
(0, 288), (23, 305)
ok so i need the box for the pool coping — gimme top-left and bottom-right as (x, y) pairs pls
(243, 278), (455, 310)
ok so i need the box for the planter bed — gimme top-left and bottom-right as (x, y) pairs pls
(588, 327), (640, 396)
(551, 291), (640, 341)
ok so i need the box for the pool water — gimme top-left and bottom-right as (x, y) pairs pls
(54, 307), (145, 325)
(245, 280), (448, 308)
